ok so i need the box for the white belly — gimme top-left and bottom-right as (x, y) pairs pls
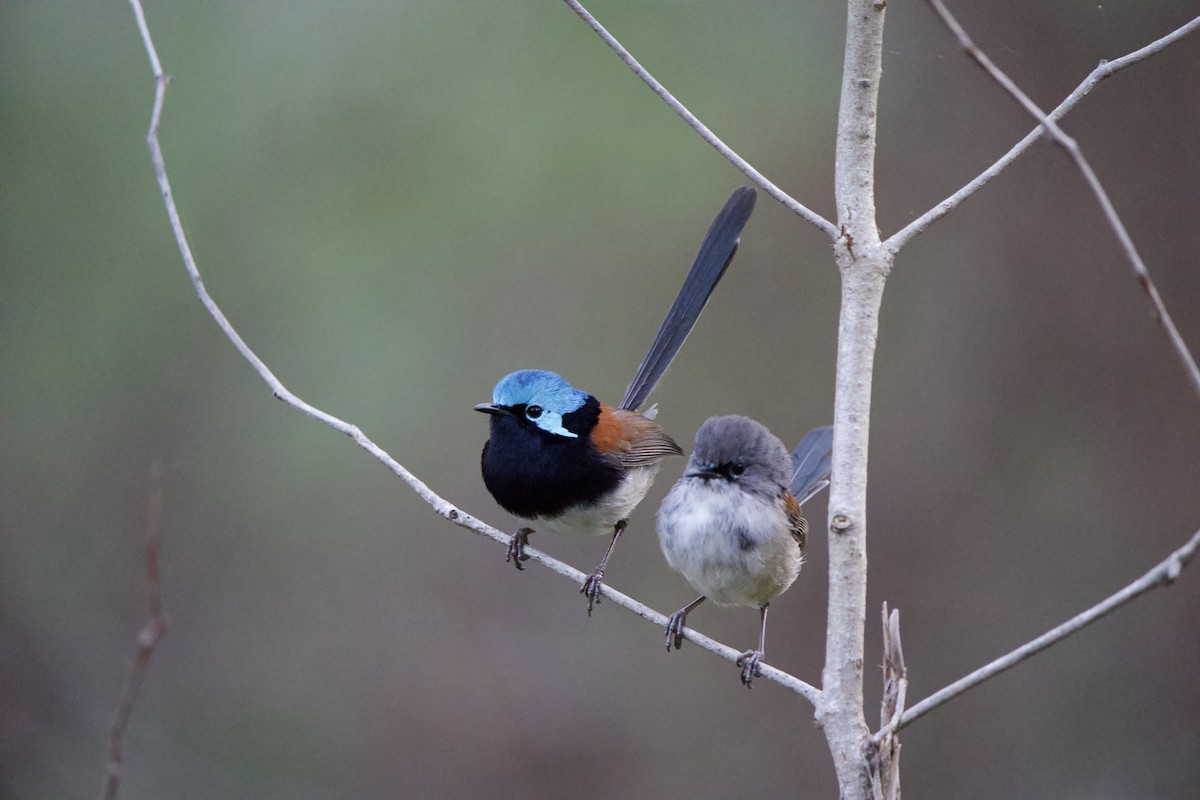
(657, 480), (801, 607)
(539, 464), (661, 538)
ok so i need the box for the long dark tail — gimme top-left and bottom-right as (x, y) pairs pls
(620, 186), (757, 411)
(790, 425), (833, 504)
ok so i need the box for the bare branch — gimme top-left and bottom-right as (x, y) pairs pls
(924, 0), (1200, 396)
(100, 461), (169, 800)
(897, 526), (1200, 731)
(877, 605), (907, 737)
(887, 15), (1200, 252)
(562, 0), (839, 240)
(866, 604), (905, 800)
(125, 0), (820, 708)
(820, 3), (893, 799)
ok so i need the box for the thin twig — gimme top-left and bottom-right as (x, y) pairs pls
(562, 0), (839, 240)
(896, 526), (1200, 731)
(887, 15), (1200, 252)
(100, 461), (169, 800)
(125, 0), (820, 708)
(922, 0), (1200, 396)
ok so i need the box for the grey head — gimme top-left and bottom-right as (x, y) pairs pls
(685, 415), (791, 499)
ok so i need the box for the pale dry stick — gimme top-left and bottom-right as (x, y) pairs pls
(884, 526), (1200, 735)
(100, 461), (169, 800)
(924, 0), (1200, 396)
(563, 0), (839, 240)
(880, 607), (907, 736)
(887, 15), (1200, 253)
(866, 603), (905, 800)
(125, 0), (820, 707)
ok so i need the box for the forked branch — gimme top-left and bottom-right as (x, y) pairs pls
(123, 2), (1200, 796)
(868, 0), (1200, 737)
(887, 15), (1200, 251)
(923, 0), (1200, 396)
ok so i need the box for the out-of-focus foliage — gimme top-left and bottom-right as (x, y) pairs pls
(2, 2), (1198, 798)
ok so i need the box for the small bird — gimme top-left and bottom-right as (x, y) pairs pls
(476, 187), (757, 613)
(657, 417), (833, 686)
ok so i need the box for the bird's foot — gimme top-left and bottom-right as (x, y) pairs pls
(580, 568), (605, 615)
(736, 650), (764, 688)
(505, 528), (534, 570)
(665, 610), (689, 652)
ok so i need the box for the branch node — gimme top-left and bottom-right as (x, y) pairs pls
(1164, 554), (1183, 583)
(886, 16), (1200, 251)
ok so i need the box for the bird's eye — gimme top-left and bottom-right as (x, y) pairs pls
(526, 405), (543, 420)
(729, 462), (747, 478)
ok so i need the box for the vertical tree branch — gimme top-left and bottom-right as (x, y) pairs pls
(823, 2), (892, 799)
(100, 461), (169, 800)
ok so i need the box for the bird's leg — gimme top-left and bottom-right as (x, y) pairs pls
(580, 520), (624, 615)
(665, 595), (707, 651)
(505, 527), (535, 570)
(736, 604), (769, 688)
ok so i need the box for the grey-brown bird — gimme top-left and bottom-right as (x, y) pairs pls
(656, 417), (832, 686)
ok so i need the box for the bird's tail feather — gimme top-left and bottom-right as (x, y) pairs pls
(620, 186), (757, 411)
(790, 425), (833, 505)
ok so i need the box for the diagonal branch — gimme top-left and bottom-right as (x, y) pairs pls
(126, 0), (820, 708)
(887, 15), (1200, 253)
(924, 0), (1200, 397)
(100, 461), (169, 800)
(894, 525), (1200, 731)
(563, 0), (839, 240)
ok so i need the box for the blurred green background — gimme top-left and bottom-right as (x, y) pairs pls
(3, 2), (1199, 797)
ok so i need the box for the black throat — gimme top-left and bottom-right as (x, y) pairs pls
(480, 396), (623, 519)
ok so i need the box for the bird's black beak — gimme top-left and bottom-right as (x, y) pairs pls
(474, 403), (513, 417)
(686, 465), (722, 480)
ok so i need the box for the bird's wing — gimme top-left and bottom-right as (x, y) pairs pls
(783, 490), (808, 552)
(593, 408), (683, 468)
